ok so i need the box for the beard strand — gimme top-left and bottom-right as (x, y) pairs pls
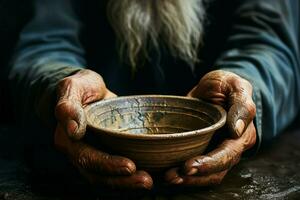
(107, 0), (206, 70)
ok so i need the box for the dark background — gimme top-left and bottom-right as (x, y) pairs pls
(0, 1), (299, 199)
(0, 0), (32, 124)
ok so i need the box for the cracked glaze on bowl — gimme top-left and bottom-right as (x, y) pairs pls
(84, 95), (226, 172)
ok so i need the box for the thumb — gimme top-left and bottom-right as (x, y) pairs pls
(227, 91), (256, 138)
(223, 73), (256, 138)
(55, 98), (86, 140)
(55, 69), (115, 140)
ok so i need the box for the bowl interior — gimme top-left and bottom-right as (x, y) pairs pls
(85, 95), (224, 136)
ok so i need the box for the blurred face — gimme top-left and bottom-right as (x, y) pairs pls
(107, 0), (206, 69)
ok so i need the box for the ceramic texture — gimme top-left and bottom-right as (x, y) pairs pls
(84, 95), (226, 172)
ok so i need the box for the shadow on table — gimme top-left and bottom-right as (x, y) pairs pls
(1, 120), (300, 200)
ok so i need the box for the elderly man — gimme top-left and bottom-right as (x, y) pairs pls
(9, 0), (300, 189)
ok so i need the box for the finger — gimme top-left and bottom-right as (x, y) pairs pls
(55, 89), (117, 140)
(228, 104), (254, 138)
(72, 143), (136, 175)
(183, 122), (256, 176)
(222, 72), (256, 138)
(55, 99), (87, 140)
(80, 169), (153, 190)
(54, 124), (136, 175)
(187, 75), (228, 106)
(55, 69), (113, 140)
(188, 70), (256, 138)
(187, 70), (231, 106)
(165, 167), (228, 186)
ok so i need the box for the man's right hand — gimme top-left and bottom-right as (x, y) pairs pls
(54, 69), (153, 189)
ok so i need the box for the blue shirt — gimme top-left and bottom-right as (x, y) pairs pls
(9, 0), (300, 150)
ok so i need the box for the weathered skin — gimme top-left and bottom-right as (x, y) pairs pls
(54, 69), (256, 189)
(54, 69), (153, 190)
(165, 70), (257, 186)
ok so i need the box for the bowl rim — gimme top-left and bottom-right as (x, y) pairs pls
(85, 95), (227, 140)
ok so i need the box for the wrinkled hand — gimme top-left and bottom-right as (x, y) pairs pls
(165, 70), (257, 186)
(54, 69), (153, 189)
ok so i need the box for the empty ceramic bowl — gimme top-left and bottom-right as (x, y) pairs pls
(84, 95), (226, 172)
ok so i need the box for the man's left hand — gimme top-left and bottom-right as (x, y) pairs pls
(165, 70), (257, 186)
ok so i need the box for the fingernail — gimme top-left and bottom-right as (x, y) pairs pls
(186, 167), (198, 175)
(235, 119), (245, 137)
(171, 177), (184, 185)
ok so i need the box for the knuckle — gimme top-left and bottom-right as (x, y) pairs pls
(76, 148), (113, 173)
(55, 101), (66, 113)
(75, 148), (90, 168)
(241, 78), (253, 90)
(83, 69), (104, 83)
(57, 77), (76, 90)
(77, 156), (88, 169)
(226, 74), (244, 88)
(101, 153), (111, 161)
(55, 100), (72, 117)
(246, 100), (256, 116)
(230, 76), (253, 96)
(98, 153), (113, 166)
(83, 69), (95, 75)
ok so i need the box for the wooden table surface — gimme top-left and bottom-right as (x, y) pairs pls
(0, 125), (299, 200)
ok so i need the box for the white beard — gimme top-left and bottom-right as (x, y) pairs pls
(107, 0), (206, 70)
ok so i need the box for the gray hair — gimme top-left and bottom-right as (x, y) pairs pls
(107, 0), (206, 70)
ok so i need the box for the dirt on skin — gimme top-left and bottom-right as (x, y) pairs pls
(0, 125), (299, 200)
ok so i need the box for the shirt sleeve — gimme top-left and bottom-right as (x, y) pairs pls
(215, 0), (300, 149)
(9, 0), (86, 126)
